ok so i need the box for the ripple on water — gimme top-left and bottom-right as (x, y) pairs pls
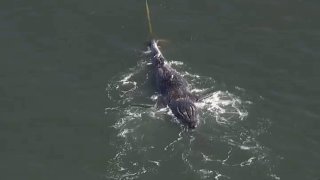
(105, 59), (280, 180)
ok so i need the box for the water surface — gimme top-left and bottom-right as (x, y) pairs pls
(1, 0), (319, 179)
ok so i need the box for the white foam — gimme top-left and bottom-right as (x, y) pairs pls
(150, 95), (158, 101)
(201, 153), (213, 162)
(148, 160), (160, 166)
(214, 171), (230, 180)
(239, 145), (252, 150)
(117, 128), (134, 138)
(198, 169), (214, 178)
(183, 71), (201, 78)
(235, 86), (245, 92)
(164, 136), (183, 151)
(240, 157), (256, 167)
(191, 88), (207, 93)
(270, 174), (281, 180)
(168, 60), (184, 66)
(119, 73), (134, 84)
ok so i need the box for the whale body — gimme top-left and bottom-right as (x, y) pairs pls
(147, 39), (199, 128)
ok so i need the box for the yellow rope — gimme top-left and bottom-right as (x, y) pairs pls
(145, 0), (153, 35)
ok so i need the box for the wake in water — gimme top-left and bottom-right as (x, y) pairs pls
(105, 59), (280, 180)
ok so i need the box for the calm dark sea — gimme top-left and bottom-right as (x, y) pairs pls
(1, 0), (319, 180)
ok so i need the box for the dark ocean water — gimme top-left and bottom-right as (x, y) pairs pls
(1, 0), (320, 179)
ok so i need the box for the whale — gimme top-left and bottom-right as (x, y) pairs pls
(147, 39), (199, 128)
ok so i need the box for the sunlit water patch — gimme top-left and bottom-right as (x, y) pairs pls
(105, 59), (279, 180)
